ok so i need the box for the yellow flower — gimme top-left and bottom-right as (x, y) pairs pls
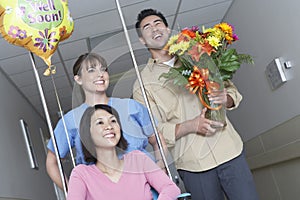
(215, 23), (232, 35)
(225, 35), (234, 43)
(169, 41), (190, 55)
(202, 27), (214, 34)
(167, 34), (179, 46)
(207, 36), (221, 49)
(211, 29), (224, 41)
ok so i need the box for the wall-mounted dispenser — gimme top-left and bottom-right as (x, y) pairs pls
(265, 57), (287, 90)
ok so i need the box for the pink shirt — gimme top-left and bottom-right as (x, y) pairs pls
(67, 150), (180, 200)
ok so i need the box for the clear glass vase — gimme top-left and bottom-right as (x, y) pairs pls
(181, 52), (226, 128)
(205, 101), (226, 130)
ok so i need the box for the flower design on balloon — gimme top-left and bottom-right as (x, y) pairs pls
(18, 29), (27, 39)
(8, 25), (19, 38)
(5, 6), (12, 14)
(59, 26), (67, 37)
(7, 25), (27, 39)
(34, 28), (58, 53)
(0, 0), (74, 74)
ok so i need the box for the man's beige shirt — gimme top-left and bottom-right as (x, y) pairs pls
(133, 58), (243, 172)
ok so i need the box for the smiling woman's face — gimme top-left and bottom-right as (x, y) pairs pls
(90, 109), (121, 148)
(75, 59), (110, 94)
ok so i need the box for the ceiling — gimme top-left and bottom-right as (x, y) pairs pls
(0, 0), (233, 123)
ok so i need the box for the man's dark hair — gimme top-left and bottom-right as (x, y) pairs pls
(79, 104), (128, 163)
(135, 8), (168, 37)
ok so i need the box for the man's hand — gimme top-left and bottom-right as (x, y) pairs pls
(208, 89), (227, 105)
(191, 107), (224, 136)
(175, 107), (224, 139)
(208, 88), (234, 108)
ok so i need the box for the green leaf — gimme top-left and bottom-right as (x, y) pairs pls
(219, 70), (233, 81)
(159, 68), (188, 87)
(228, 54), (239, 62)
(220, 49), (236, 62)
(173, 76), (188, 86)
(238, 54), (254, 64)
(159, 68), (178, 80)
(219, 61), (241, 71)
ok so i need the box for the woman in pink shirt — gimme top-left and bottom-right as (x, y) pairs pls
(67, 104), (180, 200)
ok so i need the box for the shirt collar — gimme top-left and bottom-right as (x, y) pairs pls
(147, 57), (178, 71)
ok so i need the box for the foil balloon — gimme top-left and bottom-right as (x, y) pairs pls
(0, 0), (74, 75)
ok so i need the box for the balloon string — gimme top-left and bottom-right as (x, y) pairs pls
(115, 0), (173, 181)
(29, 52), (68, 197)
(50, 74), (76, 168)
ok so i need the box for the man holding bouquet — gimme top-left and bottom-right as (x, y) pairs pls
(133, 8), (259, 200)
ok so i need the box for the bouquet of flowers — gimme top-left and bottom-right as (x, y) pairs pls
(160, 22), (253, 126)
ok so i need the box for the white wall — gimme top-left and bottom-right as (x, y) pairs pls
(244, 114), (300, 199)
(224, 0), (300, 141)
(0, 68), (57, 200)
